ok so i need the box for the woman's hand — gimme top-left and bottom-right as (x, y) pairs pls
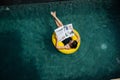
(64, 44), (70, 50)
(77, 37), (80, 42)
(55, 35), (59, 42)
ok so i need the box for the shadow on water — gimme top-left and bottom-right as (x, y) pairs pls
(40, 14), (58, 54)
(104, 0), (120, 79)
(0, 0), (70, 6)
(0, 30), (39, 80)
(42, 25), (58, 54)
(58, 75), (95, 80)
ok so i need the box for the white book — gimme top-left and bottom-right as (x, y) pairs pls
(54, 24), (74, 41)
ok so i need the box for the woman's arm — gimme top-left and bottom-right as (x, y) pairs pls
(56, 42), (66, 49)
(55, 36), (69, 50)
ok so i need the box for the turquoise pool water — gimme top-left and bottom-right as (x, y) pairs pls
(0, 0), (120, 80)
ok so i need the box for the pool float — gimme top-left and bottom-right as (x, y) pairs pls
(52, 29), (81, 54)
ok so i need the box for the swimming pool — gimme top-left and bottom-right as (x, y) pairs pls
(0, 0), (120, 80)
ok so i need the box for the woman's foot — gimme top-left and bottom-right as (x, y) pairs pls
(51, 11), (56, 17)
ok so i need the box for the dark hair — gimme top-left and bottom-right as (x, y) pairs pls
(70, 40), (78, 48)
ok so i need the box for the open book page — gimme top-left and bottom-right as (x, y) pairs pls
(63, 24), (74, 39)
(54, 24), (74, 41)
(54, 26), (66, 41)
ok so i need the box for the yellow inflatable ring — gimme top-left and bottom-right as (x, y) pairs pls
(52, 29), (81, 54)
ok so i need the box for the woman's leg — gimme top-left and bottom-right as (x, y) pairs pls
(55, 20), (61, 27)
(51, 11), (63, 27)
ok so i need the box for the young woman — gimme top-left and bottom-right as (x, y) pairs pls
(51, 11), (80, 50)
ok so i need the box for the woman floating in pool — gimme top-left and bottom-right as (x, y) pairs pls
(51, 11), (80, 50)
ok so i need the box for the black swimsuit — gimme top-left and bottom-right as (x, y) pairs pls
(62, 37), (72, 45)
